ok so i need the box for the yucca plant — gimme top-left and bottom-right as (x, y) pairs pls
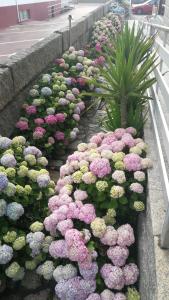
(83, 23), (158, 134)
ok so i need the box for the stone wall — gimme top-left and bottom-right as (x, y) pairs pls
(138, 113), (169, 300)
(0, 1), (111, 137)
(163, 0), (169, 27)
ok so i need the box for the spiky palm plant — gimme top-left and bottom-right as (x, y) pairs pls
(83, 23), (158, 134)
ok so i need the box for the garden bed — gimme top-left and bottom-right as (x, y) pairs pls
(0, 12), (156, 300)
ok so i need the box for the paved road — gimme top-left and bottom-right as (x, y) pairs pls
(0, 3), (101, 63)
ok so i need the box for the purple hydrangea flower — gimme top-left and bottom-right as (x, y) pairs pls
(0, 173), (8, 191)
(1, 154), (17, 167)
(0, 137), (12, 149)
(37, 174), (50, 188)
(0, 244), (13, 264)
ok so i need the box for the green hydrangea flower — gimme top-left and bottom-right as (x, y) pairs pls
(25, 260), (37, 270)
(72, 171), (83, 183)
(5, 262), (20, 279)
(13, 236), (26, 250)
(12, 136), (26, 146)
(16, 185), (25, 194)
(112, 152), (125, 162)
(4, 182), (16, 197)
(96, 181), (108, 192)
(25, 154), (36, 166)
(3, 231), (17, 243)
(24, 185), (32, 195)
(127, 288), (140, 300)
(30, 221), (44, 232)
(17, 165), (29, 177)
(114, 161), (125, 170)
(6, 168), (16, 178)
(133, 201), (145, 212)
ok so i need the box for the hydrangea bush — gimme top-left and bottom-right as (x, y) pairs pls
(54, 127), (151, 223)
(90, 13), (121, 55)
(52, 46), (100, 93)
(0, 136), (55, 281)
(27, 128), (151, 299)
(15, 72), (85, 157)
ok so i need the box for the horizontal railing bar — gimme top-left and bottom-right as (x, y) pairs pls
(142, 21), (169, 32)
(153, 67), (169, 110)
(148, 89), (169, 248)
(150, 83), (169, 167)
(154, 40), (169, 69)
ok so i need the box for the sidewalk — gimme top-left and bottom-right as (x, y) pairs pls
(0, 3), (101, 63)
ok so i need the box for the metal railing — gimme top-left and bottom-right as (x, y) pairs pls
(48, 0), (75, 19)
(138, 20), (169, 248)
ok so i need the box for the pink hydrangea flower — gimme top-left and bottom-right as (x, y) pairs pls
(90, 158), (111, 178)
(123, 263), (139, 285)
(90, 135), (102, 145)
(55, 113), (65, 123)
(74, 190), (88, 201)
(33, 127), (46, 139)
(107, 246), (129, 267)
(117, 224), (135, 247)
(45, 115), (57, 124)
(16, 120), (28, 131)
(25, 105), (37, 115)
(79, 204), (96, 224)
(49, 240), (68, 258)
(48, 195), (59, 212)
(95, 42), (102, 52)
(73, 114), (80, 122)
(111, 141), (125, 152)
(34, 118), (44, 125)
(121, 133), (135, 148)
(130, 182), (143, 193)
(65, 229), (84, 247)
(54, 131), (65, 140)
(124, 153), (142, 171)
(100, 289), (115, 300)
(57, 219), (73, 236)
(101, 264), (125, 290)
(101, 226), (118, 246)
(126, 127), (137, 136)
(114, 128), (126, 139)
(102, 134), (117, 145)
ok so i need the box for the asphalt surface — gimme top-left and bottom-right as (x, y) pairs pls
(0, 3), (101, 63)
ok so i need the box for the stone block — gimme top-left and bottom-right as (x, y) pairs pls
(59, 27), (69, 52)
(1, 33), (62, 95)
(21, 271), (41, 290)
(24, 289), (50, 300)
(154, 236), (169, 300)
(86, 13), (95, 30)
(0, 68), (14, 111)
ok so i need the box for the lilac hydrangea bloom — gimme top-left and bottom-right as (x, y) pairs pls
(0, 173), (8, 191)
(37, 174), (50, 188)
(0, 244), (13, 264)
(79, 262), (98, 280)
(24, 146), (42, 157)
(6, 202), (24, 221)
(41, 87), (52, 97)
(55, 276), (96, 300)
(1, 154), (17, 167)
(0, 137), (12, 149)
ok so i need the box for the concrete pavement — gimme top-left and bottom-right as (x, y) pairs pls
(0, 3), (101, 62)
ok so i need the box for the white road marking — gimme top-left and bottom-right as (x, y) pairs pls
(0, 29), (54, 34)
(0, 38), (41, 45)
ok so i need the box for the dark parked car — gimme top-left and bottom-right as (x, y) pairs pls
(132, 0), (159, 14)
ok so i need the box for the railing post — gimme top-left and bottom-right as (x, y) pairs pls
(160, 31), (168, 72)
(68, 14), (73, 47)
(161, 205), (169, 248)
